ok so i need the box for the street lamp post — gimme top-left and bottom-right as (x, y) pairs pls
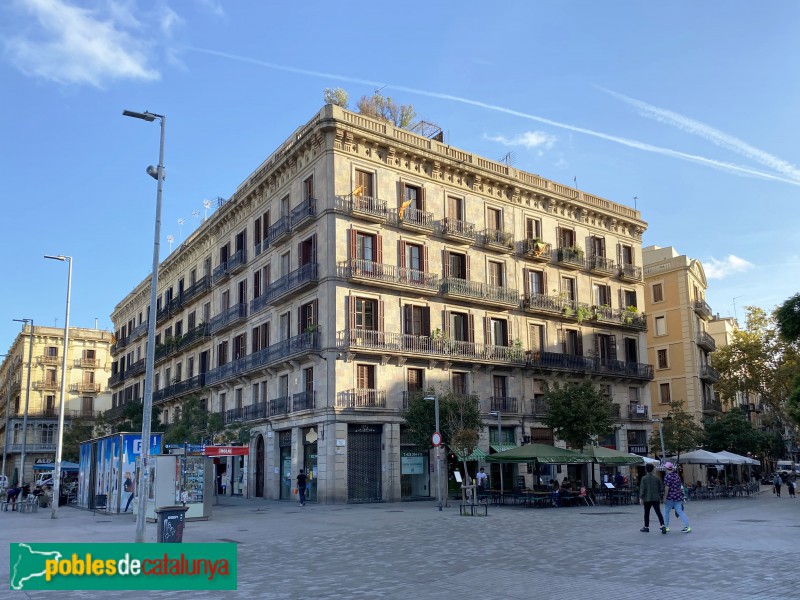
(123, 108), (165, 543)
(651, 418), (667, 466)
(44, 255), (72, 518)
(490, 411), (503, 493)
(1, 354), (17, 482)
(423, 395), (442, 511)
(13, 319), (34, 486)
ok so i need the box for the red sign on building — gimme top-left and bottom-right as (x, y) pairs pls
(204, 446), (249, 457)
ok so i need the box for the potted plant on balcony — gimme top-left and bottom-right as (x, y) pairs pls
(431, 328), (453, 354)
(576, 305), (592, 324)
(564, 245), (584, 261)
(623, 305), (638, 325)
(504, 338), (525, 361)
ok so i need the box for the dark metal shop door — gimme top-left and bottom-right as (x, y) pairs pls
(347, 424), (382, 503)
(255, 435), (264, 497)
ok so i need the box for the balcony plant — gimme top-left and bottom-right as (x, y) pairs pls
(623, 305), (639, 325)
(431, 328), (454, 354)
(565, 245), (584, 260)
(504, 338), (525, 361)
(576, 305), (592, 324)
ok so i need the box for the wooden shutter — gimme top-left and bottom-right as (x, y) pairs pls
(577, 331), (584, 356)
(594, 334), (600, 359)
(558, 328), (566, 353)
(522, 268), (530, 296)
(346, 296), (354, 330)
(422, 306), (431, 336)
(399, 241), (407, 269)
(556, 226), (562, 249)
(466, 255), (471, 280)
(311, 234), (317, 263)
(348, 228), (357, 260)
(609, 335), (617, 361)
(443, 310), (451, 337)
(617, 242), (622, 266)
(378, 300), (384, 333)
(442, 250), (450, 278)
(543, 270), (548, 295)
(298, 241), (303, 266)
(468, 313), (475, 343)
(507, 318), (513, 346)
(420, 187), (426, 212)
(484, 316), (490, 345)
(403, 305), (412, 334)
(423, 245), (429, 274)
(254, 218), (261, 246)
(375, 234), (383, 264)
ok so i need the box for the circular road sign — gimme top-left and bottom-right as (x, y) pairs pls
(432, 431), (442, 447)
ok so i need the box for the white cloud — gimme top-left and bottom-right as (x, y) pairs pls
(4, 0), (159, 87)
(485, 131), (557, 150)
(705, 255), (754, 279)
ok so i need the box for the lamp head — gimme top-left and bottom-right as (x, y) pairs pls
(123, 109), (156, 122)
(146, 165), (159, 180)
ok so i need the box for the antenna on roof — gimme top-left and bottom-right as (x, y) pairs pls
(500, 152), (516, 166)
(633, 196), (639, 210)
(374, 84), (387, 95)
(203, 199), (212, 221)
(167, 234), (174, 253)
(177, 218), (185, 242)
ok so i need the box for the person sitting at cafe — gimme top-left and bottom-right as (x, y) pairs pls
(560, 478), (572, 492)
(550, 479), (561, 506)
(614, 472), (625, 487)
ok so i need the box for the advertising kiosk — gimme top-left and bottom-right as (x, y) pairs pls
(142, 450), (214, 521)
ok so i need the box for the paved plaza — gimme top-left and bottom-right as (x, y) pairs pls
(2, 486), (797, 599)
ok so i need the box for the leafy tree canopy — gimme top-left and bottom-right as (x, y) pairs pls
(648, 401), (705, 460)
(775, 293), (800, 343)
(61, 418), (95, 463)
(323, 87), (349, 108)
(541, 381), (614, 450)
(162, 396), (224, 445)
(356, 92), (417, 128)
(115, 400), (163, 434)
(703, 407), (772, 457)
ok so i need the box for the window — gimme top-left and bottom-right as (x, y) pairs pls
(83, 349), (95, 361)
(452, 372), (467, 395)
(219, 392), (226, 414)
(654, 316), (666, 336)
(354, 231), (377, 262)
(299, 300), (318, 332)
(447, 196), (464, 221)
(403, 183), (423, 212)
(407, 368), (424, 393)
(355, 169), (373, 198)
(46, 368), (57, 384)
(529, 323), (545, 352)
(47, 346), (58, 358)
(401, 241), (424, 274)
(623, 289), (637, 309)
(303, 367), (314, 394)
(558, 227), (575, 248)
(620, 244), (634, 266)
(188, 357), (194, 378)
(590, 236), (606, 257)
(489, 318), (509, 346)
(357, 364), (375, 390)
(492, 375), (508, 398)
(163, 408), (169, 424)
(593, 283), (612, 306)
(525, 217), (541, 240)
(623, 337), (638, 363)
(45, 395), (55, 414)
(221, 290), (230, 311)
(561, 277), (576, 301)
(403, 305), (430, 336)
(280, 195), (290, 218)
(488, 261), (504, 287)
(652, 283), (664, 303)
(628, 387), (639, 405)
(233, 333), (246, 360)
(237, 279), (247, 306)
(447, 311), (472, 342)
(217, 341), (228, 367)
(299, 235), (316, 266)
(280, 252), (291, 277)
(444, 251), (468, 279)
(562, 329), (582, 356)
(253, 270), (261, 299)
(82, 371), (95, 385)
(39, 424), (56, 445)
(525, 269), (546, 296)
(487, 207), (502, 231)
(659, 383), (672, 404)
(81, 396), (93, 414)
(279, 312), (291, 340)
(252, 323), (270, 352)
(303, 175), (314, 200)
(657, 349), (669, 369)
(219, 243), (229, 266)
(595, 333), (617, 362)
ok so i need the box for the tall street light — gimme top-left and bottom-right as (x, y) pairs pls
(650, 417), (667, 466)
(423, 395), (442, 511)
(44, 255), (72, 519)
(13, 319), (34, 486)
(123, 108), (165, 543)
(489, 410), (503, 493)
(1, 354), (18, 482)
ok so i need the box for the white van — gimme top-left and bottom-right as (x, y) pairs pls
(35, 471), (54, 487)
(776, 461), (795, 476)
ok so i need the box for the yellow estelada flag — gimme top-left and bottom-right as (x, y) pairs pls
(350, 184), (364, 197)
(398, 199), (413, 221)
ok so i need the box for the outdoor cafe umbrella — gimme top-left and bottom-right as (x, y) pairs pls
(485, 443), (592, 465)
(667, 449), (735, 465)
(581, 445), (644, 465)
(713, 451), (759, 466)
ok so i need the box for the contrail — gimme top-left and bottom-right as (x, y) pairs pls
(188, 47), (800, 187)
(600, 87), (800, 182)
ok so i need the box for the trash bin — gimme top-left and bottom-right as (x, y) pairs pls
(155, 505), (189, 543)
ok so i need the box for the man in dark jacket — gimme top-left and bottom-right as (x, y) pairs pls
(638, 463), (665, 533)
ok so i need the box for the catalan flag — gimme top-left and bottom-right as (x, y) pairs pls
(398, 199), (413, 221)
(350, 184), (364, 197)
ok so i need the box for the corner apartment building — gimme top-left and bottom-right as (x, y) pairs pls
(0, 324), (113, 484)
(109, 104), (653, 504)
(643, 245), (718, 425)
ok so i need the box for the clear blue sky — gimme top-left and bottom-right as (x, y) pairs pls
(2, 0), (799, 353)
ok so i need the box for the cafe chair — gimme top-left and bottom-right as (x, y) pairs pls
(579, 487), (594, 506)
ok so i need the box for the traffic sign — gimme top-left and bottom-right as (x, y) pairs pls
(432, 431), (442, 447)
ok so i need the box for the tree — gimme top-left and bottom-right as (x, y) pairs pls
(703, 407), (771, 456)
(162, 396), (224, 445)
(323, 87), (349, 108)
(115, 400), (163, 434)
(776, 293), (800, 342)
(541, 381), (614, 450)
(61, 418), (95, 463)
(356, 92), (416, 128)
(648, 401), (705, 461)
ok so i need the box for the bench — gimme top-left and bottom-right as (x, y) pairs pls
(459, 503), (488, 517)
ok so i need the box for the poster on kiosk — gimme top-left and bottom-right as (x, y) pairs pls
(141, 449), (214, 521)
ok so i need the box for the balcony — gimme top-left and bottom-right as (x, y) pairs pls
(269, 396), (290, 417)
(555, 248), (585, 270)
(6, 443), (57, 453)
(693, 299), (713, 320)
(587, 255), (616, 276)
(520, 239), (552, 262)
(526, 351), (654, 381)
(530, 397), (549, 418)
(209, 303), (248, 335)
(70, 383), (101, 394)
(336, 389), (387, 409)
(619, 263), (643, 282)
(204, 332), (321, 386)
(337, 329), (528, 367)
(33, 381), (59, 391)
(108, 372), (123, 388)
(152, 374), (205, 404)
(696, 331), (716, 352)
(702, 397), (722, 414)
(292, 391), (316, 412)
(127, 358), (146, 378)
(253, 262), (319, 313)
(212, 261), (231, 284)
(224, 403), (267, 424)
(481, 229), (514, 253)
(339, 259), (439, 295)
(182, 275), (211, 304)
(699, 364), (720, 383)
(177, 323), (210, 352)
(114, 321), (149, 353)
(290, 197), (317, 231)
(627, 405), (649, 420)
(490, 396), (518, 414)
(440, 218), (477, 244)
(38, 355), (60, 366)
(266, 215), (291, 246)
(398, 207), (435, 233)
(75, 358), (101, 369)
(227, 248), (247, 275)
(441, 277), (518, 308)
(523, 294), (591, 320)
(593, 306), (648, 330)
(335, 195), (389, 223)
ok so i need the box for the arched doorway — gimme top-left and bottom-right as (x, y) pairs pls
(255, 434), (265, 497)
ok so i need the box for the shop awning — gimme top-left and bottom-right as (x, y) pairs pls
(456, 447), (488, 461)
(490, 444), (517, 453)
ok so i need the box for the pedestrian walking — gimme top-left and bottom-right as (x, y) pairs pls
(638, 463), (665, 533)
(773, 473), (782, 497)
(787, 475), (796, 498)
(662, 463), (691, 533)
(297, 469), (307, 506)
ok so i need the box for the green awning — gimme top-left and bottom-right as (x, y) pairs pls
(485, 443), (592, 464)
(490, 444), (517, 453)
(455, 447), (488, 461)
(581, 445), (645, 465)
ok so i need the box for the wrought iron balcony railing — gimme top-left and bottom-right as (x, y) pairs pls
(398, 207), (435, 231)
(696, 331), (716, 352)
(699, 364), (720, 382)
(481, 228), (514, 252)
(619, 263), (643, 281)
(338, 259), (439, 293)
(627, 405), (649, 420)
(290, 197), (317, 230)
(440, 217), (477, 242)
(336, 389), (387, 408)
(520, 239), (552, 261)
(253, 262), (319, 313)
(75, 358), (101, 368)
(702, 397), (722, 413)
(490, 396), (518, 413)
(441, 277), (518, 306)
(70, 383), (101, 393)
(292, 391), (315, 412)
(266, 215), (291, 245)
(527, 351), (654, 380)
(227, 248), (247, 274)
(152, 374), (205, 404)
(593, 306), (648, 330)
(33, 381), (59, 391)
(530, 397), (549, 418)
(555, 248), (585, 269)
(269, 396), (290, 417)
(335, 195), (389, 221)
(208, 303), (248, 335)
(693, 299), (713, 319)
(587, 255), (616, 274)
